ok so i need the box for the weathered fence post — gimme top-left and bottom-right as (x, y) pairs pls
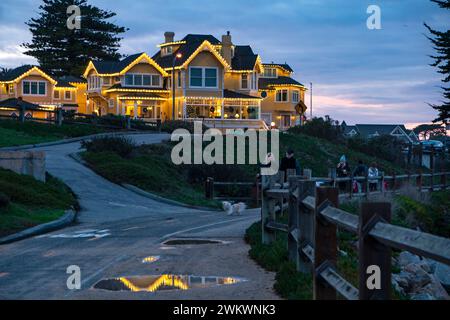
(365, 172), (369, 199)
(19, 105), (25, 123)
(417, 170), (423, 193)
(297, 179), (316, 273)
(157, 119), (162, 132)
(303, 168), (312, 180)
(126, 115), (131, 130)
(314, 186), (339, 300)
(261, 173), (276, 245)
(288, 176), (300, 268)
(358, 202), (391, 300)
(56, 108), (63, 126)
(205, 177), (214, 199)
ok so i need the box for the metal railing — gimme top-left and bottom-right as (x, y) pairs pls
(261, 171), (450, 300)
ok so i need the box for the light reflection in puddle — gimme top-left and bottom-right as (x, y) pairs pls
(94, 275), (246, 292)
(142, 256), (160, 264)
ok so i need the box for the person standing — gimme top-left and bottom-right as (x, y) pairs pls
(353, 160), (367, 193)
(368, 162), (379, 192)
(280, 149), (300, 181)
(336, 155), (351, 191)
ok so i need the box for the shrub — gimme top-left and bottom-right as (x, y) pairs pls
(81, 136), (135, 157)
(288, 116), (344, 143)
(0, 192), (10, 209)
(161, 120), (208, 134)
(347, 135), (404, 163)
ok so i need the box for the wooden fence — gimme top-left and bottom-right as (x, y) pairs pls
(261, 171), (450, 300)
(0, 107), (161, 131)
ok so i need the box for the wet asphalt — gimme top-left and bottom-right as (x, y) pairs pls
(0, 134), (274, 300)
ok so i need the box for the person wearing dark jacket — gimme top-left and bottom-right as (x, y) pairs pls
(353, 160), (367, 193)
(280, 149), (300, 180)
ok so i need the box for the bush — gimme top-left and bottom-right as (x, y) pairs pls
(288, 116), (344, 143)
(348, 135), (404, 163)
(161, 120), (208, 134)
(81, 136), (135, 157)
(0, 192), (10, 209)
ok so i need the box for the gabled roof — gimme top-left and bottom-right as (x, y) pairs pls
(263, 63), (293, 73)
(355, 124), (408, 138)
(223, 89), (262, 100)
(231, 46), (261, 71)
(0, 65), (57, 84)
(181, 34), (221, 45)
(343, 125), (358, 135)
(55, 78), (76, 88)
(259, 76), (304, 90)
(153, 39), (230, 70)
(84, 53), (168, 77)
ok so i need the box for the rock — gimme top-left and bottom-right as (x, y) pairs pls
(434, 262), (450, 291)
(391, 276), (406, 295)
(411, 293), (434, 300)
(417, 260), (431, 274)
(392, 273), (410, 290)
(420, 276), (450, 300)
(398, 252), (421, 267)
(403, 264), (433, 293)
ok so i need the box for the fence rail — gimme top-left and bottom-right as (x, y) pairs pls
(261, 170), (450, 300)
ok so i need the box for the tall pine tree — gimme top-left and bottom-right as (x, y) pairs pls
(425, 0), (450, 124)
(22, 0), (127, 77)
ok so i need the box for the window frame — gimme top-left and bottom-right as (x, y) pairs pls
(64, 90), (72, 100)
(189, 66), (219, 89)
(53, 90), (60, 99)
(240, 73), (249, 90)
(275, 89), (289, 103)
(22, 80), (46, 96)
(123, 73), (162, 88)
(292, 90), (299, 103)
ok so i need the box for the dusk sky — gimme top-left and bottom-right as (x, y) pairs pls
(0, 0), (448, 127)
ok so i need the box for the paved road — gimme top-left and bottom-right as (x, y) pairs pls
(0, 134), (277, 299)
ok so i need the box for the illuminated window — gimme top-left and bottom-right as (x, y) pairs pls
(124, 74), (161, 87)
(53, 90), (60, 99)
(64, 90), (71, 100)
(275, 89), (288, 102)
(241, 74), (248, 89)
(262, 68), (277, 78)
(292, 90), (299, 103)
(23, 80), (46, 95)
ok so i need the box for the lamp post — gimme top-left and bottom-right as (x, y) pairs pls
(172, 53), (182, 120)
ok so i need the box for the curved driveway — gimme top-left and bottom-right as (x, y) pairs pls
(0, 134), (277, 300)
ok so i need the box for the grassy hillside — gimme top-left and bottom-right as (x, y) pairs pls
(0, 119), (107, 147)
(0, 168), (77, 237)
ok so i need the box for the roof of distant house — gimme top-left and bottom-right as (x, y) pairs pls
(262, 63), (293, 73)
(259, 76), (304, 89)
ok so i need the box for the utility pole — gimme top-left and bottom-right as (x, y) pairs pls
(310, 82), (313, 120)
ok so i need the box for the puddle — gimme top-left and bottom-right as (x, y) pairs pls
(142, 256), (160, 264)
(93, 275), (246, 292)
(162, 239), (226, 245)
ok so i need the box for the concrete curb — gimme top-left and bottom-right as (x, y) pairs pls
(121, 183), (221, 212)
(0, 210), (77, 245)
(0, 131), (158, 151)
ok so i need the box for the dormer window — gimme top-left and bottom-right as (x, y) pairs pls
(262, 67), (277, 78)
(161, 46), (173, 56)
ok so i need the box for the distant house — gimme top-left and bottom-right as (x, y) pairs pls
(341, 122), (418, 143)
